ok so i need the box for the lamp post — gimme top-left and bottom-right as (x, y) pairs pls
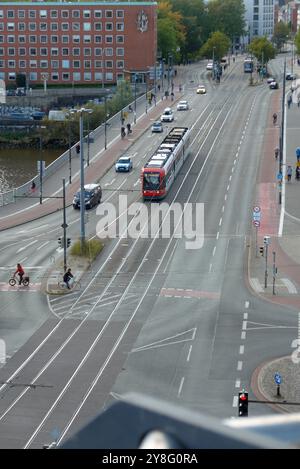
(134, 73), (137, 124)
(212, 47), (216, 80)
(279, 59), (286, 205)
(67, 115), (73, 184)
(104, 93), (109, 150)
(69, 107), (93, 251)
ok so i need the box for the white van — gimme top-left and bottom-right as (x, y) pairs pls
(48, 110), (66, 121)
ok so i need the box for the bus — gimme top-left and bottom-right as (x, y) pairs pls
(244, 58), (254, 73)
(141, 127), (191, 200)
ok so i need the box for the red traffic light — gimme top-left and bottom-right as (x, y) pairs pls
(240, 393), (247, 401)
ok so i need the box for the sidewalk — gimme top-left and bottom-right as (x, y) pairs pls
(249, 59), (300, 412)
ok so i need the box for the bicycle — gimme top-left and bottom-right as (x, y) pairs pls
(58, 277), (81, 291)
(9, 275), (30, 286)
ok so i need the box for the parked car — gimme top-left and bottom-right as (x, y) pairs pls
(72, 183), (102, 209)
(16, 87), (26, 96)
(31, 111), (45, 120)
(269, 80), (279, 90)
(6, 89), (15, 96)
(177, 100), (189, 111)
(151, 121), (163, 133)
(206, 62), (213, 71)
(160, 107), (174, 122)
(197, 85), (206, 94)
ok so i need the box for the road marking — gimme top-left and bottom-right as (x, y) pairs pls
(245, 301), (249, 309)
(241, 331), (246, 339)
(242, 320), (247, 330)
(250, 278), (264, 293)
(237, 361), (243, 371)
(243, 312), (248, 319)
(178, 377), (185, 396)
(232, 395), (238, 407)
(212, 246), (216, 257)
(17, 239), (38, 253)
(37, 241), (50, 250)
(235, 379), (240, 388)
(104, 178), (116, 187)
(224, 194), (227, 201)
(222, 206), (225, 213)
(186, 345), (192, 362)
(209, 263), (212, 273)
(281, 278), (298, 294)
(219, 218), (222, 226)
(239, 345), (244, 355)
(133, 179), (140, 187)
(227, 185), (230, 191)
(19, 224), (49, 233)
(216, 231), (219, 240)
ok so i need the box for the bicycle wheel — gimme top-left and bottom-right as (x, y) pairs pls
(9, 278), (16, 286)
(22, 278), (29, 286)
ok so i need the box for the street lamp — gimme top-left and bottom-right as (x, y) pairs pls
(212, 47), (216, 80)
(66, 113), (74, 184)
(69, 107), (93, 251)
(104, 93), (109, 150)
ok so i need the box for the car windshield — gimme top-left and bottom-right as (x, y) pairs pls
(143, 172), (161, 190)
(118, 158), (130, 163)
(75, 190), (93, 198)
(164, 110), (172, 115)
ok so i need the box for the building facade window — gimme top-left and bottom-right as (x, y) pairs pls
(51, 23), (58, 31)
(73, 48), (80, 56)
(94, 10), (102, 18)
(105, 36), (113, 43)
(8, 59), (15, 68)
(29, 35), (37, 43)
(73, 60), (80, 68)
(84, 60), (91, 68)
(84, 72), (92, 80)
(51, 60), (59, 69)
(51, 72), (59, 80)
(7, 23), (15, 31)
(83, 10), (91, 19)
(116, 35), (124, 43)
(18, 36), (26, 43)
(18, 23), (25, 31)
(51, 10), (58, 19)
(40, 36), (48, 44)
(116, 23), (124, 31)
(117, 60), (124, 68)
(73, 72), (81, 81)
(62, 72), (70, 80)
(105, 23), (113, 31)
(105, 47), (113, 56)
(116, 10), (124, 18)
(19, 60), (26, 68)
(95, 23), (102, 31)
(62, 59), (70, 68)
(105, 10), (113, 18)
(95, 36), (102, 43)
(116, 48), (124, 56)
(19, 47), (26, 55)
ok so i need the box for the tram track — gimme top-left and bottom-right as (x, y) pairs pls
(0, 72), (263, 448)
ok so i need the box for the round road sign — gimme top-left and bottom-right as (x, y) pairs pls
(253, 220), (260, 227)
(253, 206), (261, 213)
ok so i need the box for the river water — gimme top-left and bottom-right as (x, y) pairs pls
(0, 147), (62, 193)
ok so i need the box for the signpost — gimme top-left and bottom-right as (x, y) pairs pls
(253, 206), (261, 257)
(274, 372), (282, 397)
(37, 160), (45, 204)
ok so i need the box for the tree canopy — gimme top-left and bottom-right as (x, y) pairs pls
(200, 31), (231, 62)
(248, 37), (276, 64)
(272, 22), (290, 51)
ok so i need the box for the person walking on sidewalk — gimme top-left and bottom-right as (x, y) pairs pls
(288, 95), (292, 108)
(63, 268), (73, 289)
(295, 166), (300, 180)
(287, 165), (293, 182)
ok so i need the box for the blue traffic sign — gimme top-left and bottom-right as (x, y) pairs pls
(274, 372), (282, 385)
(296, 147), (300, 158)
(277, 172), (283, 181)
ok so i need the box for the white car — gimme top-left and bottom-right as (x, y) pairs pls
(206, 62), (213, 71)
(177, 100), (189, 111)
(161, 107), (174, 122)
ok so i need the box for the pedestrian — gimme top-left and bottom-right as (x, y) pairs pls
(274, 147), (279, 160)
(298, 97), (300, 108)
(31, 180), (36, 192)
(157, 84), (161, 92)
(170, 91), (174, 101)
(288, 95), (292, 108)
(296, 166), (300, 180)
(287, 165), (292, 182)
(76, 143), (80, 154)
(296, 147), (300, 162)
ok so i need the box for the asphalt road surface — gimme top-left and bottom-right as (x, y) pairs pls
(0, 59), (297, 448)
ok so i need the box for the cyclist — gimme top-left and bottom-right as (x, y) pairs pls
(14, 263), (25, 285)
(63, 268), (74, 289)
(273, 113), (277, 125)
(128, 105), (133, 112)
(121, 126), (126, 138)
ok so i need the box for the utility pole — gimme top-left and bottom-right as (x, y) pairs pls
(279, 59), (286, 205)
(62, 178), (68, 273)
(104, 94), (108, 150)
(68, 118), (72, 184)
(272, 251), (276, 295)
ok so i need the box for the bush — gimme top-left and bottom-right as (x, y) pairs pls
(70, 238), (104, 261)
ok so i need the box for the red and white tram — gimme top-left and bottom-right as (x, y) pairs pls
(141, 127), (191, 200)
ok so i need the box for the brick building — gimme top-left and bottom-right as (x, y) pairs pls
(0, 1), (157, 86)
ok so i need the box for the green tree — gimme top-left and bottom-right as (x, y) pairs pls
(170, 0), (208, 62)
(249, 37), (276, 64)
(200, 31), (231, 62)
(295, 29), (300, 56)
(207, 0), (246, 43)
(157, 1), (186, 60)
(272, 22), (290, 51)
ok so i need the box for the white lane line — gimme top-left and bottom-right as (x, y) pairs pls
(281, 278), (298, 294)
(229, 175), (232, 181)
(133, 179), (140, 187)
(224, 194), (227, 201)
(178, 377), (185, 396)
(19, 256), (28, 263)
(232, 395), (238, 407)
(219, 218), (222, 226)
(37, 241), (50, 251)
(235, 379), (241, 388)
(242, 321), (247, 330)
(245, 301), (249, 309)
(249, 278), (264, 293)
(19, 224), (49, 233)
(227, 185), (230, 191)
(243, 313), (248, 320)
(212, 246), (216, 257)
(222, 206), (225, 213)
(17, 239), (38, 253)
(241, 331), (246, 340)
(209, 263), (212, 273)
(187, 345), (192, 362)
(239, 345), (244, 355)
(237, 361), (243, 371)
(216, 232), (220, 240)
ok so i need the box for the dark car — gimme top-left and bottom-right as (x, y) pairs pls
(269, 81), (279, 90)
(31, 111), (46, 120)
(6, 89), (15, 96)
(72, 183), (102, 209)
(286, 73), (296, 81)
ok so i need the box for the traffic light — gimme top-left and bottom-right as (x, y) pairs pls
(238, 391), (248, 417)
(58, 237), (62, 247)
(259, 246), (264, 256)
(67, 238), (71, 248)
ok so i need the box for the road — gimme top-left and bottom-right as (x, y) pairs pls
(0, 59), (297, 448)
